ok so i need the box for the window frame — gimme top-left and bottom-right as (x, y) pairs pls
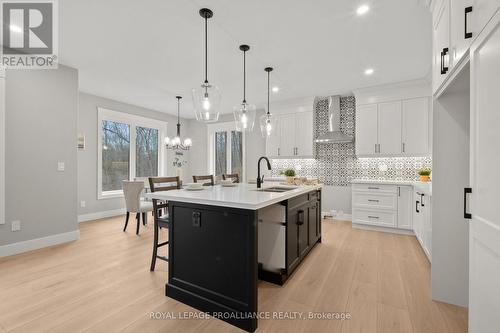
(0, 67), (5, 225)
(97, 107), (167, 199)
(207, 121), (246, 182)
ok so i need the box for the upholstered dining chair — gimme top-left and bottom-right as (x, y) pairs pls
(122, 180), (153, 235)
(192, 174), (215, 186)
(148, 176), (181, 271)
(222, 173), (239, 183)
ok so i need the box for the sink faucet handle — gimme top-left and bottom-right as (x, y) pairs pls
(261, 175), (265, 183)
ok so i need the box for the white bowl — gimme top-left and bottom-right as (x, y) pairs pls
(186, 182), (203, 189)
(220, 180), (233, 185)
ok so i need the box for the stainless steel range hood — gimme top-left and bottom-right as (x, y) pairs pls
(314, 96), (353, 143)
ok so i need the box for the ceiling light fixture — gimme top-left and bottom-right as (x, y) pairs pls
(260, 67), (278, 138)
(165, 96), (192, 150)
(272, 86), (279, 93)
(233, 44), (256, 132)
(192, 8), (221, 123)
(356, 4), (370, 16)
(364, 68), (374, 75)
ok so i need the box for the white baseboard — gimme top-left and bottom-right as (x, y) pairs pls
(352, 223), (415, 235)
(0, 230), (80, 257)
(78, 208), (126, 223)
(322, 212), (352, 221)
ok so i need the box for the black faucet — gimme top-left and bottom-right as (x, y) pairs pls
(257, 156), (272, 188)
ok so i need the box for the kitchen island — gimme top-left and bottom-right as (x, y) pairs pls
(145, 182), (322, 332)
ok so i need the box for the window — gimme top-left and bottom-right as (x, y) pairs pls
(136, 126), (159, 178)
(102, 121), (130, 192)
(208, 122), (245, 181)
(97, 108), (167, 199)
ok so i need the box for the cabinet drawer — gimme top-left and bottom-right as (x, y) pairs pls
(353, 209), (397, 228)
(352, 183), (398, 194)
(353, 192), (397, 210)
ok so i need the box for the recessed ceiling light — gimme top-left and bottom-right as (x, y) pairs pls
(10, 24), (22, 33)
(364, 68), (374, 75)
(356, 4), (370, 16)
(272, 86), (279, 93)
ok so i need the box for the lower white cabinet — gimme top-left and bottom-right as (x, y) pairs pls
(352, 183), (413, 231)
(413, 189), (432, 262)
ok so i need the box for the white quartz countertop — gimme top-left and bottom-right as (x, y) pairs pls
(145, 182), (323, 210)
(352, 179), (432, 195)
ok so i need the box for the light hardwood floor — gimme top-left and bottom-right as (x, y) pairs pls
(0, 217), (467, 333)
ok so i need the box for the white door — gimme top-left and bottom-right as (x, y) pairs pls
(397, 186), (413, 230)
(471, 0), (500, 38)
(294, 112), (313, 157)
(433, 0), (451, 92)
(355, 104), (378, 155)
(402, 98), (429, 155)
(450, 0), (474, 65)
(279, 114), (296, 157)
(378, 101), (402, 155)
(469, 11), (500, 332)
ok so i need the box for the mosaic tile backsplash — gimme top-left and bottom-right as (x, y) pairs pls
(271, 96), (432, 186)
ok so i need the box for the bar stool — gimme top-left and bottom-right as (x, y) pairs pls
(148, 176), (181, 271)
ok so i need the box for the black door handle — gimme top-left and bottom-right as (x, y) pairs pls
(465, 6), (473, 39)
(464, 188), (472, 219)
(297, 210), (305, 225)
(416, 200), (420, 213)
(441, 48), (449, 74)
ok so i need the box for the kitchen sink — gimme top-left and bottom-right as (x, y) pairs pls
(256, 186), (296, 193)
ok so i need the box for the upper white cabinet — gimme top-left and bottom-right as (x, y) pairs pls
(266, 111), (313, 158)
(432, 0), (500, 93)
(355, 104), (378, 155)
(355, 97), (430, 157)
(402, 98), (430, 155)
(378, 101), (402, 155)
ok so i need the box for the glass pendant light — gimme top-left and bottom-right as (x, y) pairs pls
(233, 45), (256, 132)
(260, 67), (278, 138)
(192, 8), (221, 123)
(165, 96), (192, 150)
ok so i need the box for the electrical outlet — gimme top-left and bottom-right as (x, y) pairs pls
(57, 162), (65, 172)
(11, 220), (21, 232)
(80, 201), (86, 208)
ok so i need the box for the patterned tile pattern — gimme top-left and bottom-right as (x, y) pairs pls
(271, 96), (432, 186)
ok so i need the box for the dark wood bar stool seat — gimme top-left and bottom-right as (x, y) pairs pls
(192, 174), (215, 186)
(222, 173), (239, 183)
(148, 176), (181, 271)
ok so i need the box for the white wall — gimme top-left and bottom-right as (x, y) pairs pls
(77, 93), (189, 220)
(0, 66), (79, 254)
(0, 67), (5, 226)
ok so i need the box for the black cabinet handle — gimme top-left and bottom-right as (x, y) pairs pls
(441, 48), (449, 74)
(464, 188), (472, 219)
(420, 193), (425, 207)
(416, 200), (420, 213)
(192, 212), (201, 227)
(368, 216), (379, 219)
(465, 6), (473, 39)
(297, 210), (305, 225)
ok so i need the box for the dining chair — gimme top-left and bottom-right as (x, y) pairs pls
(122, 181), (153, 235)
(222, 173), (239, 183)
(148, 176), (181, 271)
(192, 174), (215, 186)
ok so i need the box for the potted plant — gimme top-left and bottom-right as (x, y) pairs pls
(280, 168), (296, 185)
(418, 167), (432, 182)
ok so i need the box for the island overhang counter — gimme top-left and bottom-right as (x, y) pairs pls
(145, 182), (322, 332)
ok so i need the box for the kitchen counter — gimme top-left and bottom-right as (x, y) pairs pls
(352, 179), (432, 195)
(145, 182), (322, 210)
(146, 182), (322, 332)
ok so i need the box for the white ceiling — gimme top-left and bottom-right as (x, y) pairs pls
(59, 0), (431, 118)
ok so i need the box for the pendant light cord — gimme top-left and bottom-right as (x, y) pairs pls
(204, 15), (208, 85)
(243, 49), (246, 103)
(267, 70), (270, 115)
